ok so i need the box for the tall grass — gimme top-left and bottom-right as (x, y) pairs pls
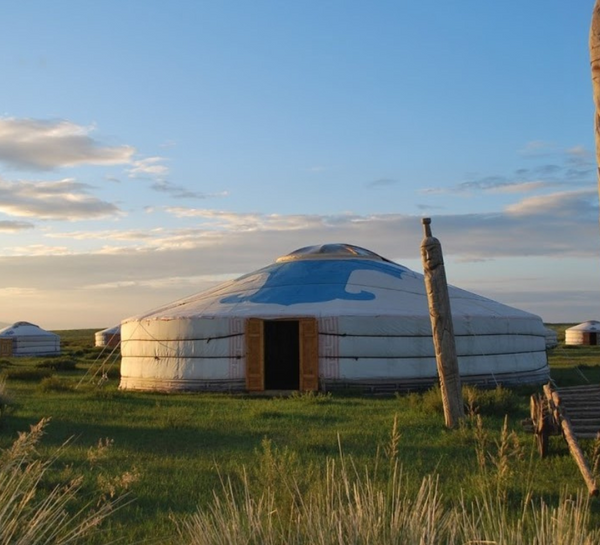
(176, 419), (600, 545)
(0, 419), (121, 545)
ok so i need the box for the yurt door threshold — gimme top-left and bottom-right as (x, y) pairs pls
(245, 317), (319, 392)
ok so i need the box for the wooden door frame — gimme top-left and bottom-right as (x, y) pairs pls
(245, 317), (319, 392)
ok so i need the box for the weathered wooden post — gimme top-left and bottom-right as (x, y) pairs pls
(590, 0), (600, 204)
(420, 218), (464, 428)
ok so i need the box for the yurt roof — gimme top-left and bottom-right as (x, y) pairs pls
(0, 321), (58, 337)
(124, 243), (543, 327)
(97, 325), (121, 335)
(566, 320), (600, 332)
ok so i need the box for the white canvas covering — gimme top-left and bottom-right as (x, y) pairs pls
(0, 321), (60, 356)
(565, 320), (600, 346)
(95, 325), (121, 348)
(120, 243), (549, 392)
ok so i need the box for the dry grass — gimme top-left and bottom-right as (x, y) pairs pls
(0, 419), (122, 545)
(175, 418), (600, 545)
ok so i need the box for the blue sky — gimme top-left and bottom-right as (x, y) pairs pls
(0, 0), (598, 329)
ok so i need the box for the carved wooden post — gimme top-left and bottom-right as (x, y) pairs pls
(590, 0), (600, 203)
(420, 218), (464, 428)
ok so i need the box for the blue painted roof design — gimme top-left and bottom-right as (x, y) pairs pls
(221, 257), (413, 306)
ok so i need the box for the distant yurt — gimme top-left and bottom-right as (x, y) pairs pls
(120, 244), (550, 393)
(95, 325), (121, 348)
(544, 327), (559, 350)
(565, 320), (600, 346)
(0, 322), (60, 356)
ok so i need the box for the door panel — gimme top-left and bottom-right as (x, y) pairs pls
(299, 318), (319, 391)
(245, 318), (264, 391)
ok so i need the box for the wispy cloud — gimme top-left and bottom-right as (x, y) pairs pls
(0, 117), (135, 170)
(505, 189), (598, 217)
(4, 187), (596, 261)
(0, 177), (120, 220)
(518, 140), (557, 157)
(150, 181), (228, 200)
(44, 228), (162, 241)
(366, 178), (399, 188)
(0, 220), (34, 232)
(422, 146), (595, 195)
(127, 157), (169, 178)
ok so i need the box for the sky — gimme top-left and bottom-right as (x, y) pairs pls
(0, 0), (598, 330)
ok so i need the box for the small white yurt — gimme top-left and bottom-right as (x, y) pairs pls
(119, 243), (549, 393)
(95, 325), (121, 348)
(0, 322), (60, 356)
(544, 327), (559, 350)
(565, 320), (600, 346)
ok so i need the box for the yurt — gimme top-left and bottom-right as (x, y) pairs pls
(95, 325), (121, 348)
(544, 327), (559, 350)
(120, 243), (549, 393)
(565, 320), (600, 346)
(0, 322), (60, 356)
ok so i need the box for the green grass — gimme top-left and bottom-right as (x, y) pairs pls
(0, 326), (599, 543)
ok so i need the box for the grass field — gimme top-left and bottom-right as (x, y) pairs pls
(1, 325), (600, 543)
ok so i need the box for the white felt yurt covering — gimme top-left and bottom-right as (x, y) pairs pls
(0, 322), (60, 356)
(95, 325), (121, 348)
(120, 244), (549, 393)
(565, 320), (600, 346)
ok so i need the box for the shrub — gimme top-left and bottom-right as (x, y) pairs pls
(463, 385), (519, 416)
(5, 367), (53, 381)
(36, 357), (78, 371)
(0, 375), (12, 420)
(0, 358), (13, 368)
(407, 384), (519, 417)
(39, 375), (75, 392)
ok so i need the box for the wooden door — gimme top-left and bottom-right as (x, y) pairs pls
(299, 318), (319, 391)
(0, 339), (12, 357)
(245, 318), (264, 391)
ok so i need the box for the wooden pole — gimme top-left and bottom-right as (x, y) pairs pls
(420, 218), (464, 428)
(590, 0), (600, 202)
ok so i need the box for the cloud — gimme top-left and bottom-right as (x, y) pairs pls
(0, 177), (121, 220)
(505, 189), (598, 218)
(422, 176), (562, 195)
(366, 178), (399, 188)
(0, 287), (39, 296)
(5, 244), (72, 256)
(0, 117), (135, 170)
(0, 220), (34, 232)
(566, 146), (593, 163)
(10, 187), (598, 261)
(85, 273), (238, 290)
(44, 228), (161, 241)
(518, 140), (557, 157)
(150, 181), (228, 200)
(416, 204), (445, 211)
(1, 188), (599, 327)
(423, 146), (596, 195)
(127, 157), (169, 178)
